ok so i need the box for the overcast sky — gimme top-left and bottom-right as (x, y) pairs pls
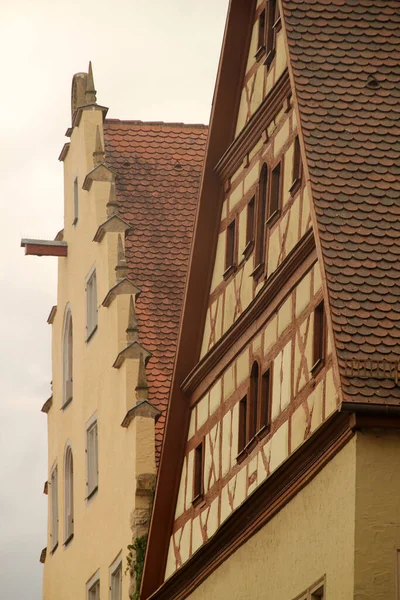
(0, 1), (228, 596)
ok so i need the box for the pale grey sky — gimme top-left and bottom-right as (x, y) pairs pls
(0, 1), (228, 596)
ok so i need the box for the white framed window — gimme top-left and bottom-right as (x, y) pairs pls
(87, 571), (100, 600)
(294, 578), (325, 600)
(64, 445), (74, 543)
(110, 554), (122, 600)
(62, 307), (73, 407)
(50, 463), (59, 551)
(86, 267), (98, 341)
(86, 416), (98, 499)
(73, 176), (79, 225)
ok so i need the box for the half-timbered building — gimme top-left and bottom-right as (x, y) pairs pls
(142, 1), (400, 598)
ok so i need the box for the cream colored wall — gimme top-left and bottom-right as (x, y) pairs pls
(186, 439), (356, 599)
(43, 107), (155, 600)
(202, 106), (305, 358)
(167, 263), (339, 577)
(354, 430), (400, 600)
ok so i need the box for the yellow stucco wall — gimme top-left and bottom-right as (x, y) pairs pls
(186, 438), (356, 600)
(42, 107), (156, 599)
(354, 429), (400, 600)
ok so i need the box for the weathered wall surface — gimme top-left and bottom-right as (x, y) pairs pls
(354, 429), (400, 600)
(185, 438), (356, 600)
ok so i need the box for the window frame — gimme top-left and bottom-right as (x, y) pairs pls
(192, 440), (204, 505)
(243, 195), (255, 259)
(253, 163), (268, 277)
(86, 265), (98, 342)
(73, 176), (79, 225)
(64, 444), (74, 545)
(293, 577), (325, 600)
(290, 135), (303, 195)
(110, 555), (123, 600)
(312, 300), (326, 375)
(86, 415), (99, 501)
(62, 306), (73, 408)
(266, 159), (283, 225)
(87, 571), (100, 600)
(224, 217), (237, 278)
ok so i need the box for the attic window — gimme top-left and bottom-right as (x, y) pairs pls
(290, 136), (303, 195)
(73, 177), (79, 225)
(265, 0), (278, 67)
(243, 196), (255, 258)
(366, 75), (380, 90)
(256, 9), (266, 59)
(193, 441), (204, 503)
(254, 164), (268, 275)
(312, 301), (325, 375)
(267, 161), (282, 222)
(224, 219), (236, 278)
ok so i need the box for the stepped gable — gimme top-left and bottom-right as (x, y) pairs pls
(104, 120), (208, 458)
(282, 0), (400, 405)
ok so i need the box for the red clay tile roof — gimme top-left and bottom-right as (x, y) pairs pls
(103, 120), (208, 457)
(282, 0), (400, 404)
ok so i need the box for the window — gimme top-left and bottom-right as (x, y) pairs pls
(245, 196), (255, 251)
(62, 308), (73, 407)
(64, 446), (74, 543)
(50, 464), (59, 551)
(88, 580), (100, 600)
(86, 267), (98, 341)
(110, 561), (122, 600)
(224, 219), (236, 275)
(257, 9), (266, 56)
(256, 1), (279, 65)
(291, 135), (303, 192)
(259, 368), (271, 431)
(294, 579), (325, 600)
(268, 161), (282, 221)
(238, 396), (248, 454)
(312, 301), (325, 373)
(238, 363), (272, 458)
(86, 420), (98, 499)
(248, 361), (259, 441)
(254, 164), (268, 270)
(73, 177), (79, 225)
(193, 441), (204, 502)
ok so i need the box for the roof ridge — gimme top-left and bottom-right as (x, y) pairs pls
(104, 118), (208, 129)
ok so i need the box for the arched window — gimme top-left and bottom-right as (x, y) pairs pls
(64, 446), (74, 543)
(248, 361), (260, 440)
(62, 308), (73, 407)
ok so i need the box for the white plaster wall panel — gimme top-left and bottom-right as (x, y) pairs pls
(248, 455), (259, 495)
(278, 296), (293, 337)
(272, 351), (282, 420)
(244, 163), (260, 196)
(197, 394), (209, 430)
(236, 347), (250, 387)
(209, 380), (222, 417)
(274, 119), (290, 160)
(188, 409), (196, 440)
(245, 20), (258, 72)
(205, 423), (220, 492)
(179, 520), (191, 565)
(325, 368), (338, 418)
(252, 331), (262, 356)
(221, 199), (227, 222)
(258, 439), (271, 486)
(291, 404), (308, 453)
(280, 340), (292, 412)
(235, 87), (248, 137)
(296, 272), (311, 318)
(210, 231), (226, 294)
(313, 261), (322, 295)
(275, 30), (287, 81)
(301, 187), (311, 238)
(223, 280), (236, 334)
(270, 421), (289, 473)
(207, 497), (219, 539)
(220, 483), (232, 525)
(310, 380), (324, 433)
(294, 317), (312, 394)
(174, 457), (187, 519)
(222, 411), (232, 477)
(231, 404), (239, 465)
(191, 516), (203, 555)
(285, 196), (300, 256)
(200, 307), (211, 359)
(164, 537), (176, 580)
(268, 227), (280, 275)
(249, 138), (263, 161)
(234, 466), (248, 509)
(229, 181), (243, 211)
(264, 315), (277, 356)
(224, 366), (235, 400)
(231, 162), (244, 185)
(185, 450), (194, 511)
(265, 65), (275, 96)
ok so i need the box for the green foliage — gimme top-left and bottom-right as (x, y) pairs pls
(126, 534), (148, 600)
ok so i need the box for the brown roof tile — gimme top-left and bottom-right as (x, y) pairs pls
(104, 120), (208, 457)
(283, 0), (400, 403)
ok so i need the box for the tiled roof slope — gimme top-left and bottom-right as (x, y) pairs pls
(282, 0), (400, 404)
(104, 120), (207, 457)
